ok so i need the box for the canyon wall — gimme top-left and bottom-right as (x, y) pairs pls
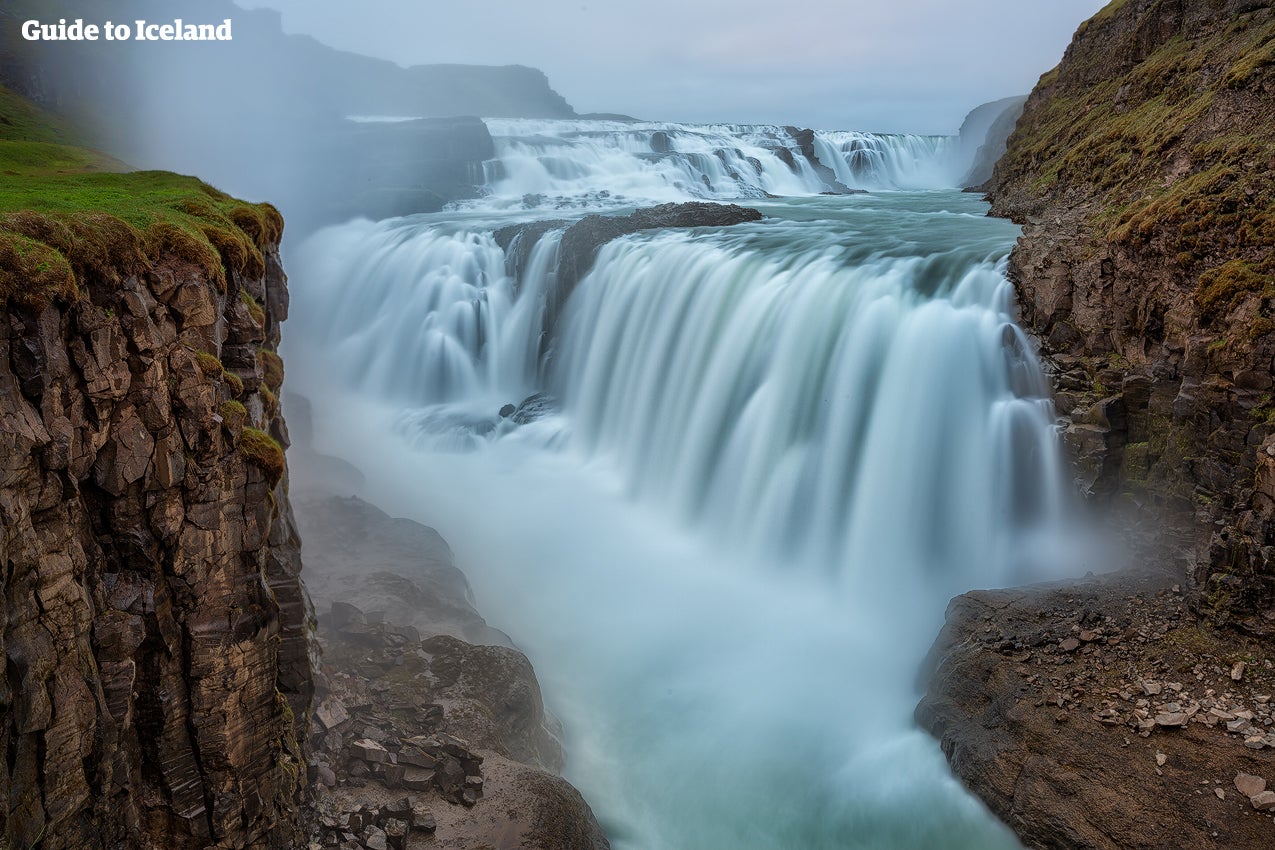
(0, 195), (311, 847)
(988, 0), (1275, 633)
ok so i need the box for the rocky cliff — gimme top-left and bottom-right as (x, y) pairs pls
(988, 0), (1275, 633)
(0, 89), (312, 847)
(920, 2), (1275, 847)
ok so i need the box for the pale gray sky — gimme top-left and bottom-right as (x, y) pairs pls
(237, 0), (1108, 133)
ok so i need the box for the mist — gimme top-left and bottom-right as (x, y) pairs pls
(237, 0), (1108, 133)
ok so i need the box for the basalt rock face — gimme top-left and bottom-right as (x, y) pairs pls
(986, 0), (1275, 633)
(0, 229), (312, 846)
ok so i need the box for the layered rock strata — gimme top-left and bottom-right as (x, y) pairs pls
(0, 217), (311, 848)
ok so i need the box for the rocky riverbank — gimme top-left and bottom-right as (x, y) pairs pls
(917, 566), (1275, 849)
(287, 405), (610, 850)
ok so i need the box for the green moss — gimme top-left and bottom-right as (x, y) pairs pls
(1252, 401), (1275, 425)
(0, 85), (283, 306)
(0, 228), (77, 309)
(218, 400), (247, 429)
(0, 85), (85, 146)
(239, 290), (265, 326)
(1123, 441), (1150, 483)
(1224, 25), (1275, 88)
(258, 349), (284, 393)
(225, 371), (245, 397)
(1196, 260), (1268, 317)
(194, 351), (225, 379)
(261, 384), (280, 418)
(998, 15), (1275, 325)
(239, 427), (284, 487)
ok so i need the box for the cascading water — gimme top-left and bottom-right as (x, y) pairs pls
(464, 119), (962, 208)
(812, 131), (959, 190)
(287, 122), (1097, 850)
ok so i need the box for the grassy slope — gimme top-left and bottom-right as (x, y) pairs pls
(0, 85), (282, 309)
(992, 4), (1275, 322)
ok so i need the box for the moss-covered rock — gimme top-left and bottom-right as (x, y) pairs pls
(240, 426), (285, 487)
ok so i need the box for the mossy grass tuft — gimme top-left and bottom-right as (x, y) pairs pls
(239, 427), (285, 487)
(0, 84), (283, 306)
(240, 290), (266, 326)
(194, 351), (226, 379)
(258, 348), (284, 393)
(218, 400), (247, 430)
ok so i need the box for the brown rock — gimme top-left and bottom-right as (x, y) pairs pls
(1235, 773), (1267, 798)
(351, 739), (389, 764)
(0, 218), (310, 849)
(1251, 791), (1275, 812)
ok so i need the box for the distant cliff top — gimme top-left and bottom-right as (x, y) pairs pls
(2, 0), (576, 131)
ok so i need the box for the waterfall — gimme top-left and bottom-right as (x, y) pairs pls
(812, 131), (960, 189)
(465, 119), (962, 208)
(292, 194), (1073, 593)
(287, 142), (1090, 849)
(555, 231), (1066, 590)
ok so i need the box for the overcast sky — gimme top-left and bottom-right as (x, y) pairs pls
(236, 0), (1108, 133)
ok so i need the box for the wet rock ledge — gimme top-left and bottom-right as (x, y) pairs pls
(917, 569), (1275, 850)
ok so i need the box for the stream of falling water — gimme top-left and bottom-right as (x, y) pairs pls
(285, 126), (1099, 849)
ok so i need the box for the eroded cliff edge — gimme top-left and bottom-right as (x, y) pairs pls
(0, 122), (311, 847)
(920, 1), (1275, 847)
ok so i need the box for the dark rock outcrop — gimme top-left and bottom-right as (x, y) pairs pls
(987, 0), (1275, 633)
(782, 126), (857, 193)
(557, 202), (762, 290)
(0, 215), (311, 846)
(293, 495), (512, 648)
(294, 487), (610, 850)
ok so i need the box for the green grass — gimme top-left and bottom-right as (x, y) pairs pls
(0, 85), (282, 309)
(239, 427), (285, 487)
